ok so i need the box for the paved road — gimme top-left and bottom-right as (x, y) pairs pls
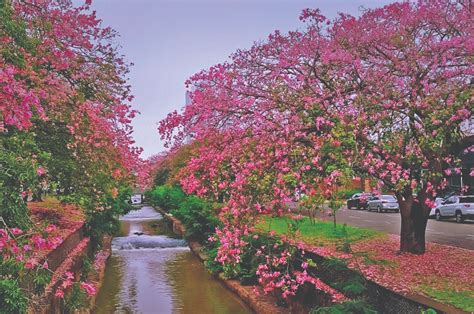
(332, 208), (474, 250)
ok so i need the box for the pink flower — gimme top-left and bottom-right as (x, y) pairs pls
(80, 282), (96, 296)
(42, 261), (49, 269)
(61, 279), (73, 289)
(25, 258), (37, 269)
(36, 166), (46, 176)
(10, 228), (23, 236)
(45, 224), (57, 233)
(55, 289), (64, 298)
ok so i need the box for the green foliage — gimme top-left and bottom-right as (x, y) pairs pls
(0, 134), (38, 228)
(334, 276), (366, 296)
(212, 232), (298, 287)
(33, 121), (78, 194)
(238, 233), (290, 285)
(83, 184), (133, 247)
(31, 270), (52, 295)
(145, 185), (186, 210)
(319, 257), (369, 298)
(421, 287), (474, 312)
(146, 185), (220, 244)
(80, 257), (94, 281)
(310, 300), (377, 314)
(63, 283), (88, 312)
(0, 279), (28, 314)
(0, 0), (36, 66)
(257, 216), (382, 246)
(321, 257), (348, 272)
(153, 167), (170, 186)
(172, 195), (220, 243)
(205, 240), (223, 275)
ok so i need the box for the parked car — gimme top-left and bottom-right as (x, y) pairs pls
(367, 195), (399, 213)
(347, 193), (373, 210)
(429, 197), (445, 218)
(434, 195), (474, 223)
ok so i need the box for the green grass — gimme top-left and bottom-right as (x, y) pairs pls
(421, 287), (474, 312)
(256, 216), (383, 246)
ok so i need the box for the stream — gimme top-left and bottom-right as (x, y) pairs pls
(93, 206), (252, 314)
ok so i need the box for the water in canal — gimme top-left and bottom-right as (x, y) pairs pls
(93, 206), (252, 314)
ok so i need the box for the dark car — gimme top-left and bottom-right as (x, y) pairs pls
(347, 192), (373, 210)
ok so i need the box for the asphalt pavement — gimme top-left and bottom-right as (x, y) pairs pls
(333, 207), (474, 250)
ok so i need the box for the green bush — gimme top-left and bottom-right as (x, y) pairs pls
(0, 279), (28, 314)
(0, 140), (38, 228)
(208, 232), (294, 285)
(145, 185), (186, 210)
(146, 186), (220, 244)
(172, 195), (220, 244)
(205, 239), (223, 275)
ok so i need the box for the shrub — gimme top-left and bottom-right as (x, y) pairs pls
(205, 239), (223, 275)
(146, 185), (220, 244)
(0, 279), (28, 314)
(172, 195), (220, 244)
(145, 185), (186, 210)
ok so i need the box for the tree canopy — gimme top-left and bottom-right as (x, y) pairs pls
(159, 0), (473, 297)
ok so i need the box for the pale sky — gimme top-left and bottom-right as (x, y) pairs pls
(88, 0), (395, 158)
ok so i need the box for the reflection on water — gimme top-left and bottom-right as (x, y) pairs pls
(93, 206), (251, 314)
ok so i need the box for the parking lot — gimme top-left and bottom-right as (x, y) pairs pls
(335, 207), (474, 250)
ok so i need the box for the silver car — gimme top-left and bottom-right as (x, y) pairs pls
(367, 195), (399, 213)
(435, 195), (474, 223)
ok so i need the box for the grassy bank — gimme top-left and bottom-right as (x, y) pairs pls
(256, 216), (383, 247)
(257, 216), (474, 312)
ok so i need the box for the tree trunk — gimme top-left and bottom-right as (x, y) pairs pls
(399, 196), (428, 254)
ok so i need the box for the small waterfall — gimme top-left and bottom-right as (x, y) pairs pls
(112, 235), (187, 251)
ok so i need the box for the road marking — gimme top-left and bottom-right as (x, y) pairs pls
(364, 220), (377, 223)
(427, 231), (445, 235)
(466, 234), (474, 238)
(348, 215), (361, 219)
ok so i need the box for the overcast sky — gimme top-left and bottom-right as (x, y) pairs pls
(88, 0), (394, 158)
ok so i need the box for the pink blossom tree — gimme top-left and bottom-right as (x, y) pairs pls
(161, 2), (472, 286)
